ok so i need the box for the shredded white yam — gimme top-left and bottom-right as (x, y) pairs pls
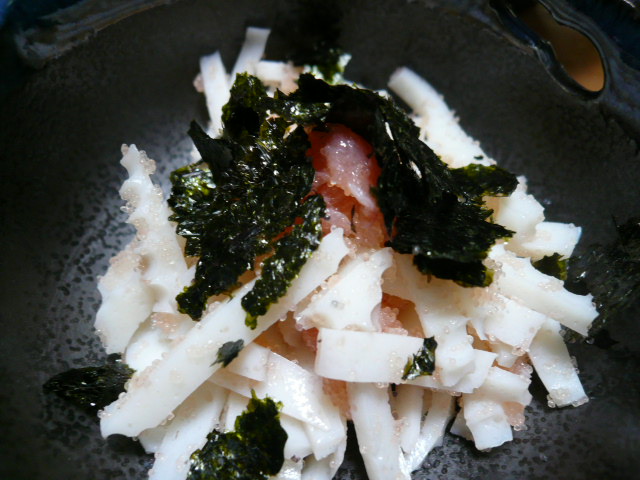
(348, 383), (409, 480)
(392, 384), (424, 454)
(315, 328), (423, 383)
(404, 392), (455, 472)
(508, 221), (582, 261)
(271, 459), (304, 480)
(299, 248), (393, 332)
(199, 52), (229, 138)
(463, 395), (513, 450)
(528, 319), (589, 407)
(489, 244), (597, 335)
(118, 145), (188, 313)
(230, 27), (270, 82)
(493, 180), (545, 239)
(483, 294), (547, 352)
(149, 383), (227, 480)
(388, 67), (492, 168)
(300, 438), (346, 480)
(95, 242), (154, 354)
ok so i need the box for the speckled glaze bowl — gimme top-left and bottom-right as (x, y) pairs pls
(1, 0), (639, 479)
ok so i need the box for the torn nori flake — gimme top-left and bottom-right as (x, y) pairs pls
(533, 253), (568, 281)
(43, 361), (133, 412)
(450, 164), (518, 201)
(566, 216), (640, 338)
(169, 79), (317, 319)
(242, 195), (325, 329)
(187, 392), (287, 480)
(402, 337), (437, 381)
(214, 339), (245, 367)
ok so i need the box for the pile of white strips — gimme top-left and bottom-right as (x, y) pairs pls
(95, 28), (598, 480)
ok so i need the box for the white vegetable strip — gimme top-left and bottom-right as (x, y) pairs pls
(393, 384), (424, 453)
(225, 342), (269, 381)
(199, 51), (229, 137)
(271, 459), (303, 480)
(489, 341), (518, 368)
(528, 319), (588, 407)
(463, 396), (513, 450)
(385, 253), (476, 386)
(408, 349), (496, 394)
(100, 229), (349, 437)
(483, 294), (547, 352)
(348, 383), (409, 480)
(95, 242), (154, 354)
(149, 383), (227, 480)
(315, 328), (424, 383)
(123, 319), (171, 372)
(388, 67), (492, 168)
(493, 180), (545, 239)
(299, 248), (393, 332)
(138, 424), (168, 454)
(280, 415), (313, 460)
(449, 408), (473, 441)
(230, 27), (270, 82)
(212, 351), (343, 433)
(222, 391), (250, 432)
(301, 438), (347, 480)
(118, 145), (188, 313)
(490, 244), (597, 335)
(508, 221), (581, 261)
(404, 392), (455, 473)
(434, 322), (476, 387)
(479, 367), (532, 406)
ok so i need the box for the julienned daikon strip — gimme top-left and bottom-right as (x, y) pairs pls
(384, 253), (477, 386)
(528, 319), (588, 407)
(348, 383), (409, 480)
(404, 392), (455, 473)
(149, 383), (227, 480)
(508, 221), (581, 261)
(96, 145), (190, 353)
(315, 328), (424, 383)
(272, 459), (303, 480)
(229, 27), (270, 82)
(300, 438), (346, 480)
(279, 415), (314, 460)
(209, 350), (345, 442)
(299, 248), (393, 332)
(388, 67), (492, 169)
(408, 349), (497, 394)
(393, 385), (424, 454)
(492, 180), (545, 239)
(118, 145), (189, 313)
(489, 244), (597, 335)
(483, 294), (547, 351)
(100, 228), (349, 437)
(199, 51), (229, 137)
(95, 243), (153, 354)
(463, 395), (513, 450)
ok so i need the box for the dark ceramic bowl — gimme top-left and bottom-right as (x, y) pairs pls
(1, 0), (639, 479)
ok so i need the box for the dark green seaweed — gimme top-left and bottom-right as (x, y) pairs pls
(187, 393), (287, 480)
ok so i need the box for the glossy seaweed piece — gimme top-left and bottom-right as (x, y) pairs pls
(242, 194), (325, 328)
(43, 360), (133, 413)
(402, 337), (437, 381)
(187, 393), (287, 480)
(170, 92), (316, 319)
